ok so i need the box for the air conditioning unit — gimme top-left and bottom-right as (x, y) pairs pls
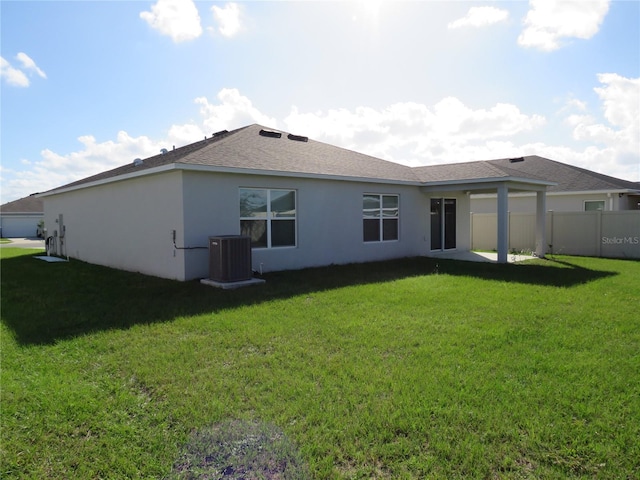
(209, 235), (252, 282)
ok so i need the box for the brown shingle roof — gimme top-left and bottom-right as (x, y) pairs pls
(486, 156), (640, 192)
(0, 194), (44, 214)
(177, 125), (418, 182)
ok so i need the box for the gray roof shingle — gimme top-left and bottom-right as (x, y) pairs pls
(0, 194), (44, 214)
(486, 156), (640, 192)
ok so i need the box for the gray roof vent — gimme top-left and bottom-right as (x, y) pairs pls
(213, 130), (229, 137)
(259, 129), (282, 139)
(287, 134), (308, 142)
(133, 158), (143, 166)
(509, 157), (525, 163)
(160, 148), (169, 155)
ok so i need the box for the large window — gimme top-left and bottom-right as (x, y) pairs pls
(240, 188), (296, 248)
(363, 194), (399, 242)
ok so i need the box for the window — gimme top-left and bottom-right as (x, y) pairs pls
(363, 194), (399, 242)
(584, 200), (605, 211)
(240, 188), (296, 248)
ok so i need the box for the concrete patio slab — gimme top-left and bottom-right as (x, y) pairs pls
(429, 251), (536, 263)
(200, 277), (266, 290)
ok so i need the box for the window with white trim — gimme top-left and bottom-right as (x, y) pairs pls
(240, 188), (296, 248)
(363, 194), (399, 242)
(584, 200), (605, 211)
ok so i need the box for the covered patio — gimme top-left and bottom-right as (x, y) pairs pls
(419, 172), (555, 263)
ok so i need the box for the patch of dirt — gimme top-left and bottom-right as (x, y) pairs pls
(166, 419), (309, 480)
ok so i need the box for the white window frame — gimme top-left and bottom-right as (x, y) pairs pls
(240, 188), (297, 249)
(363, 193), (400, 243)
(584, 200), (605, 212)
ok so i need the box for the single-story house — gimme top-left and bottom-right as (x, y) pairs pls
(469, 156), (640, 213)
(39, 124), (554, 281)
(0, 194), (44, 238)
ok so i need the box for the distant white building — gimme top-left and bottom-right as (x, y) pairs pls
(0, 194), (44, 238)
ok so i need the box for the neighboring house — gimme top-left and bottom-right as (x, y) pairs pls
(0, 194), (44, 238)
(39, 124), (553, 281)
(470, 156), (640, 213)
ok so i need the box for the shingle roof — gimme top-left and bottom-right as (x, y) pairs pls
(40, 125), (638, 195)
(486, 156), (640, 193)
(0, 194), (44, 214)
(177, 124), (418, 182)
(414, 162), (522, 183)
(44, 124), (418, 194)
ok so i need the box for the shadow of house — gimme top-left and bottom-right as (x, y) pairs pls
(1, 250), (617, 347)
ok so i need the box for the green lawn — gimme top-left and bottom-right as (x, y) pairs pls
(1, 248), (639, 479)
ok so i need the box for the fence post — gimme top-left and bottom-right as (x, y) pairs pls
(549, 210), (554, 254)
(596, 209), (602, 257)
(470, 212), (474, 250)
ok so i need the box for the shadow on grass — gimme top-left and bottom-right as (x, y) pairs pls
(1, 249), (616, 346)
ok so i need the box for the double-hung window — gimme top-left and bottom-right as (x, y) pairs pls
(363, 194), (399, 242)
(240, 188), (296, 248)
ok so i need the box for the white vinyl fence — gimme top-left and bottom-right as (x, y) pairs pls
(471, 210), (640, 259)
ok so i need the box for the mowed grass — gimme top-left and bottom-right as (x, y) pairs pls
(1, 248), (639, 479)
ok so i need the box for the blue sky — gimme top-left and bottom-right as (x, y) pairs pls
(1, 0), (639, 203)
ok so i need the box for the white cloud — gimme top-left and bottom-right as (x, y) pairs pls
(0, 56), (30, 87)
(284, 97), (545, 165)
(211, 3), (243, 37)
(518, 0), (610, 51)
(570, 74), (640, 155)
(16, 52), (47, 79)
(195, 88), (277, 133)
(140, 0), (202, 42)
(1, 133), (162, 203)
(448, 6), (509, 29)
(594, 73), (640, 129)
(1, 53), (46, 87)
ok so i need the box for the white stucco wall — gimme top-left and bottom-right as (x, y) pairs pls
(43, 171), (186, 280)
(42, 169), (475, 281)
(180, 171), (435, 279)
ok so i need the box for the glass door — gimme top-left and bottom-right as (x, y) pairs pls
(430, 198), (456, 250)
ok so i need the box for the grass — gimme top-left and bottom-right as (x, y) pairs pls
(1, 248), (639, 479)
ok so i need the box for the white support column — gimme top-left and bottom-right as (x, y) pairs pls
(535, 190), (547, 258)
(497, 184), (508, 263)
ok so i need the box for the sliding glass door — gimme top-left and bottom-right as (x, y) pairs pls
(430, 198), (456, 250)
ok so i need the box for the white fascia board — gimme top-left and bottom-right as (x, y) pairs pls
(420, 176), (554, 193)
(550, 189), (640, 196)
(177, 163), (421, 186)
(37, 164), (179, 197)
(37, 162), (419, 198)
(472, 188), (639, 199)
(0, 212), (43, 216)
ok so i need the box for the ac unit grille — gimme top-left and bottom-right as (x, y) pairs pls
(209, 236), (252, 282)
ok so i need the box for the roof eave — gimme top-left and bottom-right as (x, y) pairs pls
(420, 176), (555, 191)
(37, 164), (180, 197)
(178, 163), (421, 186)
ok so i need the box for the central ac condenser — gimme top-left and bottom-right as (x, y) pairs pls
(208, 235), (252, 282)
